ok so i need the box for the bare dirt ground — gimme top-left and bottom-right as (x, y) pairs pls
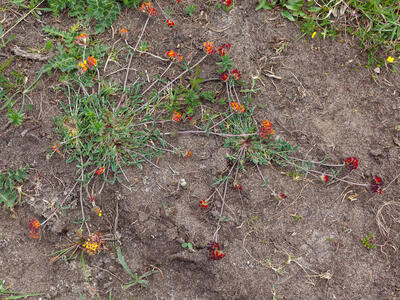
(1, 1), (400, 299)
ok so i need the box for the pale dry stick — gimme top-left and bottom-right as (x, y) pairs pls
(162, 129), (258, 138)
(0, 0), (45, 40)
(105, 67), (138, 78)
(41, 181), (79, 226)
(213, 147), (245, 242)
(256, 164), (277, 197)
(157, 54), (208, 95)
(376, 201), (400, 237)
(208, 112), (234, 131)
(242, 230), (285, 274)
(382, 173), (400, 192)
(96, 68), (101, 95)
(123, 15), (151, 91)
(80, 156), (91, 234)
(124, 39), (168, 62)
(142, 61), (174, 95)
(114, 199), (119, 240)
(231, 82), (241, 105)
(288, 156), (345, 168)
(115, 77), (140, 111)
(275, 153), (369, 188)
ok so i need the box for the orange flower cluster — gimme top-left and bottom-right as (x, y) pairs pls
(120, 28), (128, 40)
(203, 42), (216, 55)
(172, 111), (182, 122)
(185, 150), (192, 159)
(78, 56), (97, 73)
(139, 2), (159, 16)
(52, 142), (60, 153)
(166, 50), (183, 62)
(82, 233), (104, 255)
(230, 102), (245, 114)
(28, 218), (40, 239)
(258, 120), (274, 139)
(74, 33), (89, 46)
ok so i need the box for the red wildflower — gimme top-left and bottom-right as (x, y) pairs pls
(221, 72), (229, 82)
(344, 156), (358, 171)
(220, 0), (232, 7)
(95, 166), (104, 175)
(218, 43), (231, 56)
(320, 174), (329, 182)
(275, 193), (287, 200)
(234, 183), (242, 190)
(176, 0), (180, 2)
(370, 176), (383, 194)
(166, 19), (175, 27)
(172, 111), (182, 122)
(230, 101), (245, 114)
(120, 28), (128, 40)
(231, 69), (241, 80)
(211, 249), (226, 260)
(28, 218), (40, 239)
(199, 199), (208, 209)
(74, 33), (89, 46)
(258, 120), (274, 139)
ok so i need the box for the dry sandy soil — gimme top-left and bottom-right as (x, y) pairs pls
(1, 0), (400, 299)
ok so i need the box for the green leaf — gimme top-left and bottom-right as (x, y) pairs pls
(281, 10), (295, 21)
(117, 247), (134, 278)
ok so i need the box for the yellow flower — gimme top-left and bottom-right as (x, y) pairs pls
(387, 56), (394, 63)
(311, 32), (317, 39)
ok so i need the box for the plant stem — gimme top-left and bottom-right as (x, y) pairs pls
(123, 15), (150, 91)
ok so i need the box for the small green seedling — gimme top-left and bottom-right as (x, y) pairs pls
(361, 233), (376, 250)
(185, 5), (195, 16)
(0, 279), (44, 299)
(117, 247), (158, 289)
(181, 242), (194, 251)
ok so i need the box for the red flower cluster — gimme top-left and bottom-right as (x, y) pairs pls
(166, 19), (175, 27)
(74, 33), (89, 46)
(199, 199), (208, 209)
(344, 156), (358, 171)
(370, 176), (383, 194)
(275, 193), (287, 200)
(172, 111), (182, 122)
(221, 0), (232, 7)
(234, 183), (242, 190)
(221, 72), (229, 82)
(139, 2), (159, 16)
(321, 174), (329, 182)
(218, 43), (231, 56)
(231, 69), (241, 81)
(207, 241), (225, 260)
(28, 218), (40, 239)
(258, 120), (274, 139)
(95, 166), (104, 175)
(176, 0), (180, 2)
